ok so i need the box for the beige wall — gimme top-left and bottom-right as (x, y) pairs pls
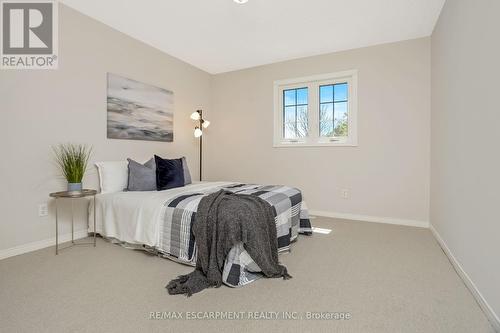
(0, 6), (432, 253)
(0, 4), (211, 251)
(431, 0), (500, 322)
(207, 38), (430, 223)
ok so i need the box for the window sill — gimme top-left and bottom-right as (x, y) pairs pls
(273, 141), (358, 148)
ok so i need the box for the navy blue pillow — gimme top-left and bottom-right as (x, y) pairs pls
(154, 155), (185, 191)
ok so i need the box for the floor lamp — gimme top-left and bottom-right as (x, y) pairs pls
(190, 110), (210, 181)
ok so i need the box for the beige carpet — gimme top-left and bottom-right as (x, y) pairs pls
(0, 217), (494, 333)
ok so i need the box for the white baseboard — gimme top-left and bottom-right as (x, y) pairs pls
(309, 210), (429, 228)
(0, 230), (89, 260)
(430, 224), (500, 332)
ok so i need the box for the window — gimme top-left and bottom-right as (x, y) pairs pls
(273, 70), (357, 147)
(319, 83), (348, 137)
(283, 87), (308, 138)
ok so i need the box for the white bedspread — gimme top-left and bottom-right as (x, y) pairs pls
(89, 181), (233, 247)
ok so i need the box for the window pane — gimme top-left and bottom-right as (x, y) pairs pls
(297, 88), (308, 105)
(334, 83), (348, 102)
(297, 105), (307, 121)
(320, 85), (333, 103)
(334, 102), (348, 136)
(284, 106), (296, 123)
(296, 122), (308, 137)
(284, 89), (296, 106)
(319, 103), (334, 137)
(296, 105), (308, 137)
(283, 88), (308, 139)
(284, 123), (295, 139)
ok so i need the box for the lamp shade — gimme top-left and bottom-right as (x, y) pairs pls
(202, 120), (210, 128)
(190, 111), (201, 121)
(194, 127), (203, 138)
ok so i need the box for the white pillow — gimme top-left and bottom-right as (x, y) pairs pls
(95, 161), (129, 193)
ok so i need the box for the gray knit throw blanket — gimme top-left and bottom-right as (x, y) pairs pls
(166, 189), (291, 296)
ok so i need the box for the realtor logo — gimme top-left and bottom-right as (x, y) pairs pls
(1, 0), (58, 69)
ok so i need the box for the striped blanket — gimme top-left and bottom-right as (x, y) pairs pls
(158, 183), (312, 287)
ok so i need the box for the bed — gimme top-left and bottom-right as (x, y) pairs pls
(90, 181), (312, 287)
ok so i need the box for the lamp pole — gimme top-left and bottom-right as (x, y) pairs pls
(198, 110), (202, 182)
(192, 109), (208, 182)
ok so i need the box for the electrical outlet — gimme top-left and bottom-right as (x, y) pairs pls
(38, 203), (48, 217)
(341, 189), (349, 199)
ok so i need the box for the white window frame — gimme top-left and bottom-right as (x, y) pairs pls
(273, 70), (358, 147)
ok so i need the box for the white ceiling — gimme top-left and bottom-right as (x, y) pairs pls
(60, 0), (445, 74)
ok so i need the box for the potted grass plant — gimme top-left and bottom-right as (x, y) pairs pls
(53, 143), (92, 192)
